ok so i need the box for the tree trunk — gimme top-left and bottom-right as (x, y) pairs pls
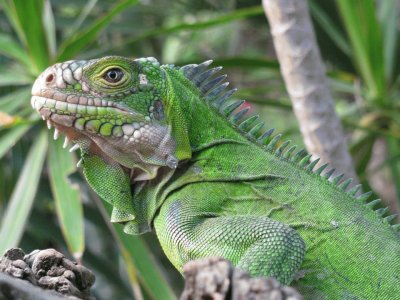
(262, 0), (358, 182)
(367, 138), (400, 220)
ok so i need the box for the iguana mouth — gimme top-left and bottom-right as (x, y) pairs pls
(31, 93), (142, 137)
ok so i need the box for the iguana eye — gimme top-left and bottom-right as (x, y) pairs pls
(104, 68), (124, 83)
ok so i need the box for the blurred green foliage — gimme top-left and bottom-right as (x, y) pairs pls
(0, 0), (399, 299)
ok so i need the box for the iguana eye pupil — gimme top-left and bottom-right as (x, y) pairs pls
(104, 68), (123, 83)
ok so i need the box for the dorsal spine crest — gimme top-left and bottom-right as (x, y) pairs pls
(179, 60), (398, 230)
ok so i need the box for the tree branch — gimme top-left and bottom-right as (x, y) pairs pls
(0, 248), (95, 300)
(262, 0), (358, 182)
(181, 257), (303, 300)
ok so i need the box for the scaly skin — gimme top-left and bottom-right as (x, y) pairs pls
(31, 56), (400, 299)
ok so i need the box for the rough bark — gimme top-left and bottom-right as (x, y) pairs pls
(367, 138), (400, 219)
(262, 0), (358, 182)
(0, 248), (95, 300)
(2, 249), (303, 300)
(0, 273), (80, 300)
(180, 257), (302, 300)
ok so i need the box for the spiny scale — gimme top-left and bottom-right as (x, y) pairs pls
(266, 134), (282, 152)
(283, 145), (297, 160)
(54, 128), (60, 140)
(193, 67), (222, 86)
(315, 163), (328, 175)
(339, 178), (352, 191)
(230, 108), (249, 123)
(69, 144), (79, 152)
(292, 149), (306, 163)
(200, 74), (227, 94)
(384, 215), (397, 223)
(357, 191), (373, 202)
(212, 88), (237, 108)
(181, 60), (213, 80)
(222, 100), (244, 116)
(347, 184), (361, 196)
(275, 140), (290, 157)
(180, 60), (399, 230)
(299, 154), (312, 168)
(392, 224), (400, 231)
(366, 199), (381, 208)
(63, 137), (69, 149)
(323, 168), (335, 179)
(376, 207), (388, 216)
(248, 122), (264, 137)
(306, 158), (320, 172)
(257, 128), (274, 144)
(76, 158), (83, 168)
(239, 115), (259, 131)
(332, 174), (344, 186)
(206, 82), (230, 101)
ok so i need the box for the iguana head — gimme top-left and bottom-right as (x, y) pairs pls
(31, 56), (179, 179)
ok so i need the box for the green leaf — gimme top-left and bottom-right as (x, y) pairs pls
(350, 134), (375, 176)
(114, 227), (177, 300)
(377, 0), (399, 84)
(0, 33), (31, 70)
(0, 129), (47, 253)
(337, 0), (385, 102)
(57, 0), (138, 61)
(0, 1), (26, 52)
(0, 65), (32, 86)
(68, 0), (99, 37)
(43, 0), (57, 59)
(329, 77), (355, 94)
(0, 88), (31, 114)
(309, 0), (351, 56)
(1, 0), (50, 73)
(48, 136), (84, 259)
(0, 124), (31, 159)
(100, 203), (176, 300)
(84, 5), (264, 57)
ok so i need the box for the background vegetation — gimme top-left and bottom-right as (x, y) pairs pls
(0, 0), (399, 299)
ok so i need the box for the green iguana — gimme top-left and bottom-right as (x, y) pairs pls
(31, 56), (400, 299)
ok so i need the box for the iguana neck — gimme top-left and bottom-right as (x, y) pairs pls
(161, 66), (246, 161)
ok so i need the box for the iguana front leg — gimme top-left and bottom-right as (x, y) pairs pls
(154, 199), (305, 285)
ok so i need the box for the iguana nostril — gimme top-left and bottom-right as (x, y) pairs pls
(45, 73), (54, 83)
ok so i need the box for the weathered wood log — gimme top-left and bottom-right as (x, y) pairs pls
(180, 257), (303, 300)
(1, 249), (302, 299)
(0, 248), (95, 300)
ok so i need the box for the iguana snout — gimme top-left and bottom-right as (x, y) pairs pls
(31, 59), (145, 137)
